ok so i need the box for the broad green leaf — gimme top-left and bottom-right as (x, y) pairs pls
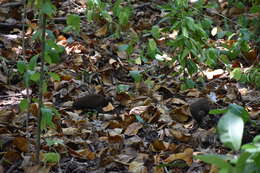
(185, 17), (195, 32)
(41, 0), (56, 16)
(118, 44), (129, 51)
(235, 152), (251, 173)
(118, 7), (131, 27)
(135, 57), (142, 65)
(144, 79), (154, 89)
(195, 154), (232, 169)
(151, 25), (160, 39)
(41, 107), (55, 130)
(147, 39), (157, 58)
(17, 61), (27, 74)
(186, 60), (198, 75)
(45, 139), (64, 146)
(30, 72), (40, 82)
(228, 104), (249, 123)
(42, 81), (48, 94)
(217, 111), (244, 151)
(28, 55), (38, 70)
(44, 53), (52, 64)
(19, 99), (29, 112)
(67, 14), (81, 33)
(101, 10), (112, 23)
(43, 152), (60, 163)
(24, 70), (35, 87)
(129, 70), (142, 83)
(231, 68), (242, 81)
(182, 26), (189, 37)
(116, 84), (130, 93)
(48, 72), (60, 81)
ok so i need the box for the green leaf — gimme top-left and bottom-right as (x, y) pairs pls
(28, 55), (38, 70)
(101, 10), (112, 23)
(67, 14), (81, 33)
(24, 70), (35, 87)
(45, 139), (64, 146)
(135, 115), (145, 123)
(134, 57), (142, 65)
(19, 99), (29, 112)
(182, 26), (189, 37)
(179, 48), (189, 67)
(44, 53), (52, 64)
(48, 72), (60, 81)
(129, 70), (142, 83)
(209, 108), (227, 115)
(231, 68), (242, 80)
(195, 154), (232, 169)
(118, 7), (131, 27)
(17, 61), (27, 74)
(147, 39), (157, 58)
(250, 5), (260, 13)
(118, 44), (129, 51)
(30, 72), (40, 82)
(41, 107), (55, 131)
(41, 0), (56, 16)
(151, 25), (160, 39)
(235, 152), (251, 173)
(228, 104), (249, 123)
(42, 81), (48, 94)
(43, 152), (60, 163)
(186, 60), (198, 75)
(217, 111), (244, 151)
(116, 84), (130, 93)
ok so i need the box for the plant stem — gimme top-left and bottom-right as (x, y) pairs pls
(36, 9), (47, 164)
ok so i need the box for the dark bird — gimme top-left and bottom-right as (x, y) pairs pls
(73, 94), (111, 111)
(190, 98), (210, 124)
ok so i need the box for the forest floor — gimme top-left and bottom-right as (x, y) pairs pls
(0, 0), (259, 173)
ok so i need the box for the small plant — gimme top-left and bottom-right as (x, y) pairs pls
(18, 0), (63, 163)
(231, 67), (260, 88)
(157, 0), (216, 88)
(195, 104), (260, 173)
(86, 0), (132, 37)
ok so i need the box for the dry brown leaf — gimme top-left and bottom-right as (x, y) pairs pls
(102, 102), (114, 112)
(129, 106), (148, 115)
(13, 136), (28, 152)
(0, 110), (15, 123)
(164, 148), (193, 166)
(4, 151), (21, 163)
(124, 122), (143, 136)
(116, 92), (131, 106)
(62, 127), (78, 135)
(151, 139), (166, 151)
(128, 161), (147, 173)
(170, 129), (191, 142)
(171, 98), (187, 105)
(95, 25), (108, 37)
(30, 103), (39, 116)
(78, 148), (96, 160)
(186, 89), (201, 97)
(108, 135), (124, 143)
(169, 105), (190, 123)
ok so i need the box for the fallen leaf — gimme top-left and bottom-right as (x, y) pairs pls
(124, 122), (143, 136)
(164, 148), (193, 166)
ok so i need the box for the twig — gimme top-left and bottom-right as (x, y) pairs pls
(0, 1), (24, 7)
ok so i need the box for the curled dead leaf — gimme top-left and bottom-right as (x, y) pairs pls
(164, 148), (193, 166)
